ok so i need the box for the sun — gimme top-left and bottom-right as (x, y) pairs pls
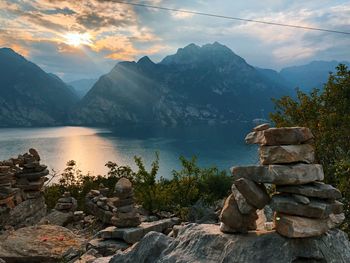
(63, 32), (92, 47)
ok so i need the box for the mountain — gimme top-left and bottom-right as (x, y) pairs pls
(280, 60), (350, 91)
(72, 42), (290, 126)
(68, 78), (97, 99)
(0, 48), (78, 127)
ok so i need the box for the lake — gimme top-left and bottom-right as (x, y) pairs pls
(0, 124), (259, 180)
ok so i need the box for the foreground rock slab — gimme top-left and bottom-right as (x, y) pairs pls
(245, 127), (314, 146)
(232, 164), (324, 185)
(99, 224), (350, 263)
(0, 224), (84, 263)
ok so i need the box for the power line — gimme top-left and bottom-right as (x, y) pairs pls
(110, 0), (350, 36)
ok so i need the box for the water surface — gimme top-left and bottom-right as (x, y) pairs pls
(0, 125), (258, 180)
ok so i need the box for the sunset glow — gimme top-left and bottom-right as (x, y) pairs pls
(63, 32), (92, 47)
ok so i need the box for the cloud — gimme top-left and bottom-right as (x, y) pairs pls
(0, 0), (349, 80)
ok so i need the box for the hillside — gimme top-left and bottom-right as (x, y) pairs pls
(0, 48), (78, 127)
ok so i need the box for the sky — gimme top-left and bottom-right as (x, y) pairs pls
(0, 0), (349, 81)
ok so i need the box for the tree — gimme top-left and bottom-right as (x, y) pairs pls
(270, 64), (350, 231)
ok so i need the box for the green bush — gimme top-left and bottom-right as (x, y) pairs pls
(44, 154), (232, 220)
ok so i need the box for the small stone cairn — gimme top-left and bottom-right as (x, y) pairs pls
(86, 178), (141, 227)
(110, 177), (141, 227)
(220, 124), (344, 238)
(55, 192), (78, 212)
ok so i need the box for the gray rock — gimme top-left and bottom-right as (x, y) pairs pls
(292, 194), (310, 204)
(87, 238), (129, 256)
(275, 213), (331, 238)
(245, 127), (314, 145)
(232, 164), (324, 185)
(270, 195), (342, 218)
(234, 178), (270, 209)
(259, 144), (315, 165)
(0, 194), (46, 229)
(219, 194), (257, 233)
(107, 223), (350, 263)
(253, 123), (270, 131)
(231, 184), (256, 214)
(114, 178), (133, 199)
(97, 218), (180, 244)
(40, 210), (74, 226)
(109, 232), (173, 263)
(187, 200), (218, 223)
(276, 182), (342, 199)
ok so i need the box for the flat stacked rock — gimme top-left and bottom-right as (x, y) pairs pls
(14, 148), (49, 200)
(110, 178), (141, 227)
(225, 124), (344, 238)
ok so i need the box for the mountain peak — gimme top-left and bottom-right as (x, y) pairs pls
(160, 42), (242, 66)
(0, 47), (26, 62)
(137, 56), (155, 66)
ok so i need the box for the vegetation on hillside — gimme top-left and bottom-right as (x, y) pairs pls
(44, 155), (232, 220)
(270, 64), (350, 232)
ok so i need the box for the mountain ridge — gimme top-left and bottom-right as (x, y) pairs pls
(72, 42), (291, 126)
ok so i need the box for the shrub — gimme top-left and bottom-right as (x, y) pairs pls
(44, 154), (232, 220)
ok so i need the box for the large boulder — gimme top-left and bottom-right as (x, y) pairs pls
(0, 224), (84, 263)
(102, 223), (350, 263)
(232, 164), (324, 185)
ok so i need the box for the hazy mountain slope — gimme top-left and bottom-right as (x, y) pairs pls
(0, 48), (78, 127)
(73, 42), (290, 126)
(280, 60), (350, 91)
(68, 78), (97, 99)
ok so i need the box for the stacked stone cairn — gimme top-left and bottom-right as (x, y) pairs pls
(86, 178), (141, 227)
(0, 149), (48, 228)
(220, 124), (345, 238)
(110, 177), (141, 227)
(55, 192), (77, 212)
(14, 148), (49, 200)
(0, 164), (21, 213)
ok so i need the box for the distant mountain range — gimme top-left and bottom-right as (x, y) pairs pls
(72, 42), (290, 126)
(280, 61), (350, 91)
(0, 43), (347, 127)
(0, 48), (78, 127)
